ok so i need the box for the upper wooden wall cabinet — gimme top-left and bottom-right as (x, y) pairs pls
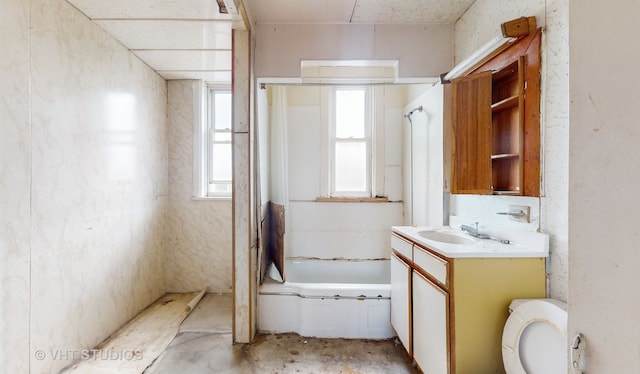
(450, 27), (542, 196)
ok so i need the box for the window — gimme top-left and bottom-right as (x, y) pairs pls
(194, 82), (232, 199)
(207, 88), (232, 197)
(330, 87), (372, 197)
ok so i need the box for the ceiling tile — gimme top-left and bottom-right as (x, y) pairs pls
(245, 0), (356, 24)
(245, 0), (475, 24)
(133, 50), (232, 71)
(351, 0), (475, 23)
(65, 0), (475, 86)
(95, 20), (232, 50)
(157, 70), (232, 82)
(66, 0), (238, 20)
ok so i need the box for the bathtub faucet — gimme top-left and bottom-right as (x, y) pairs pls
(460, 222), (490, 239)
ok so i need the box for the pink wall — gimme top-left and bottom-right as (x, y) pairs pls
(254, 24), (453, 79)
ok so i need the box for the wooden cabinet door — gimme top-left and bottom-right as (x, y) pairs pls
(450, 71), (492, 194)
(390, 253), (412, 355)
(413, 271), (449, 374)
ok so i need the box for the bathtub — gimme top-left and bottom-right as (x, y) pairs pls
(258, 259), (394, 339)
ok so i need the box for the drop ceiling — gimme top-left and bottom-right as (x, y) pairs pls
(66, 0), (474, 82)
(245, 0), (475, 24)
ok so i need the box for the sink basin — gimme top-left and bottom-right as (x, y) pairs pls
(417, 230), (476, 245)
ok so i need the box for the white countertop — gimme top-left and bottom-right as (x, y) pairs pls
(392, 225), (549, 259)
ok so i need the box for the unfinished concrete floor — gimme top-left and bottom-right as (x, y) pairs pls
(145, 294), (417, 373)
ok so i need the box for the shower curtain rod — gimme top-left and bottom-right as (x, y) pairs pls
(259, 82), (433, 89)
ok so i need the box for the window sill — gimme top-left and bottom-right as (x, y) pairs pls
(192, 196), (232, 201)
(315, 197), (389, 203)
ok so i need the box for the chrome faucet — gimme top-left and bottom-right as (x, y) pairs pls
(460, 222), (491, 239)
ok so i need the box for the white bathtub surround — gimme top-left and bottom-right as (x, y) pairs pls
(284, 259), (390, 284)
(258, 259), (394, 339)
(402, 83), (445, 227)
(288, 201), (403, 260)
(281, 85), (409, 261)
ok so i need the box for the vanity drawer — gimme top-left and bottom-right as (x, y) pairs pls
(391, 233), (413, 260)
(413, 245), (448, 286)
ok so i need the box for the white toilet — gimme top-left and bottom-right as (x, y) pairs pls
(502, 299), (568, 374)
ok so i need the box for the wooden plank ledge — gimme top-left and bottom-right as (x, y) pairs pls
(61, 291), (206, 374)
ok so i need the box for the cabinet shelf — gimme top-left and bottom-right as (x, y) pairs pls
(491, 95), (519, 112)
(492, 189), (521, 195)
(491, 153), (520, 160)
(450, 29), (541, 197)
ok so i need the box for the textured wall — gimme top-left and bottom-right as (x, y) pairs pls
(569, 1), (640, 371)
(453, 0), (569, 301)
(1, 0), (169, 372)
(254, 23), (453, 79)
(166, 80), (233, 294)
(29, 0), (169, 371)
(454, 1), (546, 62)
(0, 0), (31, 372)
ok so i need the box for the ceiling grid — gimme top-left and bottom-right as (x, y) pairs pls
(66, 0), (474, 82)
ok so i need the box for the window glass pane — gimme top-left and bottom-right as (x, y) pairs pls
(335, 89), (365, 138)
(209, 183), (232, 194)
(214, 132), (232, 142)
(214, 92), (232, 130)
(211, 143), (232, 181)
(335, 141), (367, 192)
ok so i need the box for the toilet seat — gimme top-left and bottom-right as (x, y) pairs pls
(502, 299), (567, 374)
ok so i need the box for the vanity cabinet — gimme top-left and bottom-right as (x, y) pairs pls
(413, 270), (448, 373)
(390, 253), (412, 354)
(390, 235), (413, 355)
(390, 232), (546, 373)
(449, 29), (541, 196)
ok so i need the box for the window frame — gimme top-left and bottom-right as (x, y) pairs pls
(329, 86), (373, 198)
(206, 86), (233, 198)
(193, 82), (233, 200)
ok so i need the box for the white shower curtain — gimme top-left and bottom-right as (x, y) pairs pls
(265, 86), (289, 280)
(269, 86), (288, 205)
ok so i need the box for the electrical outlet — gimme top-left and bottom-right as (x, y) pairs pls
(509, 205), (530, 223)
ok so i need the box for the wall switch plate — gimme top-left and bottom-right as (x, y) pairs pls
(509, 205), (530, 223)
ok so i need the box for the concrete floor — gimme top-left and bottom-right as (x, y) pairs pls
(145, 294), (417, 373)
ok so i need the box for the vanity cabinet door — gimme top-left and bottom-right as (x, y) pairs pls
(450, 71), (493, 195)
(390, 253), (412, 354)
(413, 271), (449, 374)
(449, 29), (541, 196)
